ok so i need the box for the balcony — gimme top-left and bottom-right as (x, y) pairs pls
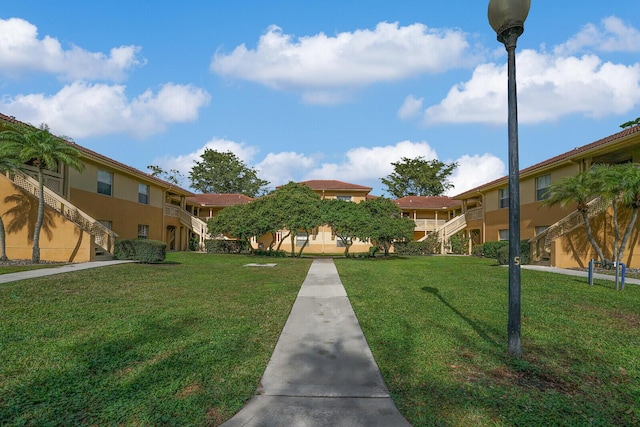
(413, 219), (447, 232)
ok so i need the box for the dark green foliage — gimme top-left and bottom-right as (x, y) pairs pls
(497, 240), (531, 265)
(394, 238), (440, 256)
(114, 239), (136, 260)
(448, 231), (468, 254)
(114, 239), (166, 263)
(252, 249), (286, 257)
(204, 239), (249, 254)
(472, 243), (484, 257)
(482, 241), (509, 259)
(360, 197), (415, 256)
(189, 149), (269, 197)
(188, 235), (199, 251)
(381, 156), (458, 198)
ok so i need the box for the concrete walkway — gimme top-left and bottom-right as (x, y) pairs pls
(221, 258), (411, 427)
(0, 260), (133, 284)
(521, 264), (640, 285)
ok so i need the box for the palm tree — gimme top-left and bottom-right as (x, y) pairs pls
(543, 168), (607, 263)
(614, 163), (640, 268)
(0, 156), (22, 261)
(0, 123), (84, 263)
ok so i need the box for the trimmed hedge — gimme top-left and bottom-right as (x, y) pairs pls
(497, 240), (531, 265)
(204, 239), (249, 254)
(114, 239), (166, 263)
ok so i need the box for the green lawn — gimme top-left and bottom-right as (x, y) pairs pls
(0, 253), (312, 426)
(336, 256), (640, 426)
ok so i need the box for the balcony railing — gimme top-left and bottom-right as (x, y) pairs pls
(413, 219), (447, 232)
(164, 204), (211, 248)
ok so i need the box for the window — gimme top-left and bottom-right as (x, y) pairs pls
(535, 226), (549, 235)
(97, 170), (113, 196)
(98, 220), (112, 229)
(498, 188), (509, 209)
(138, 183), (149, 204)
(536, 174), (551, 201)
(295, 232), (308, 246)
(499, 229), (509, 241)
(336, 195), (352, 202)
(137, 224), (149, 239)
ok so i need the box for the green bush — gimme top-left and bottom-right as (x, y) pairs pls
(483, 241), (509, 259)
(114, 239), (136, 260)
(113, 239), (166, 263)
(204, 239), (249, 254)
(394, 235), (440, 256)
(472, 244), (484, 257)
(253, 249), (286, 257)
(448, 231), (468, 255)
(188, 235), (199, 251)
(497, 240), (531, 265)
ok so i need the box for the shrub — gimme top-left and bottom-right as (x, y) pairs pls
(253, 249), (286, 257)
(114, 239), (166, 263)
(394, 236), (440, 256)
(188, 235), (199, 251)
(483, 241), (509, 259)
(497, 240), (531, 265)
(448, 231), (468, 255)
(114, 239), (136, 260)
(204, 239), (249, 254)
(472, 244), (484, 257)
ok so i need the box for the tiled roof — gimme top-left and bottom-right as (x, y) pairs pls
(187, 193), (254, 206)
(454, 125), (640, 199)
(394, 195), (460, 209)
(0, 112), (194, 196)
(298, 180), (372, 191)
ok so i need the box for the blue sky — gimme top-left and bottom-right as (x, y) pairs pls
(2, 1), (639, 196)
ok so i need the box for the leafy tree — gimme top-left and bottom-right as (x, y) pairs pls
(207, 203), (261, 252)
(620, 117), (640, 129)
(269, 182), (323, 257)
(360, 197), (415, 256)
(0, 156), (22, 261)
(381, 157), (457, 198)
(322, 199), (366, 257)
(0, 124), (84, 263)
(147, 165), (185, 186)
(189, 149), (269, 197)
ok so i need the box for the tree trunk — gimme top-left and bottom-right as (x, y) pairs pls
(612, 201), (620, 263)
(32, 170), (45, 263)
(616, 208), (638, 267)
(296, 234), (310, 258)
(580, 210), (606, 263)
(0, 215), (7, 261)
(276, 231), (290, 252)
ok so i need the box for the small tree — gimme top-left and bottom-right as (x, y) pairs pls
(207, 203), (260, 252)
(360, 197), (415, 256)
(189, 149), (269, 197)
(147, 165), (185, 186)
(0, 124), (84, 263)
(322, 199), (366, 257)
(381, 157), (457, 198)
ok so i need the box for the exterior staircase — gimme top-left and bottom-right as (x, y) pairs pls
(7, 169), (118, 256)
(528, 196), (609, 264)
(163, 204), (210, 249)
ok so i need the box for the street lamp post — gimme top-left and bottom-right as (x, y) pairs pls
(488, 0), (530, 357)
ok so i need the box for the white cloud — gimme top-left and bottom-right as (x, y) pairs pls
(304, 140), (439, 184)
(1, 81), (211, 139)
(211, 22), (473, 103)
(397, 95), (424, 120)
(447, 154), (505, 196)
(424, 49), (640, 125)
(0, 17), (144, 81)
(256, 151), (318, 186)
(554, 16), (640, 55)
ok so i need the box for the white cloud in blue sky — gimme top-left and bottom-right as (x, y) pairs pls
(1, 2), (640, 196)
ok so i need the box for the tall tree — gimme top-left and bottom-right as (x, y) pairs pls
(0, 124), (84, 263)
(189, 149), (269, 197)
(381, 157), (457, 198)
(0, 156), (22, 261)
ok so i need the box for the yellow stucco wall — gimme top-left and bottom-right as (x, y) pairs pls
(1, 176), (94, 262)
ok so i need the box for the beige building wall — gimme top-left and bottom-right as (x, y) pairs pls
(1, 175), (94, 262)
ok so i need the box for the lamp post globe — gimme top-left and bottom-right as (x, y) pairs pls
(487, 0), (529, 358)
